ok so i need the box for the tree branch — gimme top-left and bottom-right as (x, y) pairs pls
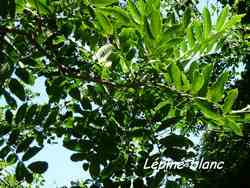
(231, 105), (250, 114)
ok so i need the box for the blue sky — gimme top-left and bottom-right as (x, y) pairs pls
(0, 0), (219, 187)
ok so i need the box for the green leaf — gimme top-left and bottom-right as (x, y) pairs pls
(181, 72), (190, 91)
(223, 89), (238, 114)
(127, 0), (141, 24)
(207, 72), (229, 102)
(183, 7), (191, 28)
(91, 0), (117, 6)
(203, 7), (212, 39)
(216, 5), (229, 31)
(52, 35), (65, 45)
(195, 100), (222, 123)
(187, 25), (195, 48)
(28, 161), (48, 174)
(15, 103), (28, 124)
(193, 21), (203, 41)
(225, 14), (245, 29)
(225, 118), (243, 136)
(191, 70), (204, 95)
(150, 7), (162, 38)
(15, 68), (35, 85)
(96, 11), (113, 35)
(199, 64), (213, 96)
(22, 146), (42, 161)
(9, 78), (26, 101)
(99, 7), (131, 25)
(16, 0), (25, 14)
(171, 63), (182, 90)
(144, 17), (155, 40)
(119, 58), (129, 73)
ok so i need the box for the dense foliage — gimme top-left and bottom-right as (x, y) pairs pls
(0, 0), (249, 187)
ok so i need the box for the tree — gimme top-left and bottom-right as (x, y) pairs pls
(0, 0), (249, 187)
(193, 1), (250, 188)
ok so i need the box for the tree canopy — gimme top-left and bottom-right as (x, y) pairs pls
(0, 0), (249, 187)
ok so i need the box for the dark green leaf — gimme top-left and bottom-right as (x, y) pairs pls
(0, 146), (10, 159)
(160, 134), (194, 148)
(82, 163), (89, 171)
(22, 146), (42, 161)
(3, 90), (17, 109)
(89, 161), (100, 178)
(70, 153), (85, 162)
(16, 137), (34, 153)
(16, 162), (31, 181)
(34, 104), (50, 124)
(6, 153), (18, 164)
(15, 68), (35, 85)
(63, 139), (81, 152)
(28, 161), (48, 174)
(9, 78), (26, 101)
(5, 109), (13, 124)
(183, 7), (191, 28)
(0, 125), (11, 137)
(25, 104), (38, 124)
(81, 97), (92, 110)
(15, 103), (28, 124)
(69, 87), (81, 100)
